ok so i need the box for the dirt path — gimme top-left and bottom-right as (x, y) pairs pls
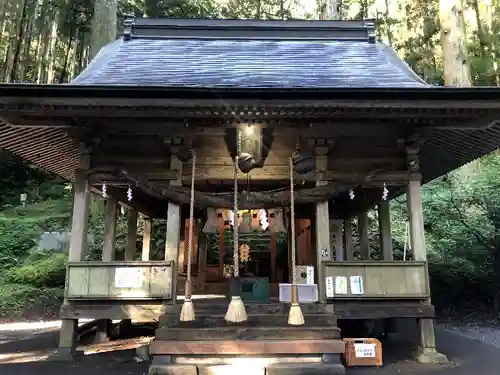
(1, 322), (500, 375)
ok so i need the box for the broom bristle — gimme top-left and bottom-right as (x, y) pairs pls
(288, 303), (305, 325)
(180, 299), (195, 322)
(225, 296), (248, 323)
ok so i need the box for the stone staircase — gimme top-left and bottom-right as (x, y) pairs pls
(149, 301), (346, 375)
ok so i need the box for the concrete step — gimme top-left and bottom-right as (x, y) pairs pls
(155, 326), (341, 341)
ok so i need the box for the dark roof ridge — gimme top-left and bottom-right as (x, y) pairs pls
(123, 16), (376, 42)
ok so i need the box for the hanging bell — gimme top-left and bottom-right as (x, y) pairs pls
(237, 153), (257, 174)
(175, 146), (192, 163)
(202, 207), (219, 234)
(239, 212), (252, 233)
(268, 208), (287, 233)
(293, 152), (315, 175)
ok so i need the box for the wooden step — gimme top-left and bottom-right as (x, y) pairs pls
(155, 326), (341, 341)
(150, 339), (345, 355)
(162, 302), (334, 316)
(159, 313), (337, 328)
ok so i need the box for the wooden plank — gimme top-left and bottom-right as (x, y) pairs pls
(67, 266), (89, 297)
(150, 265), (173, 298)
(66, 262), (173, 299)
(60, 301), (166, 321)
(155, 327), (341, 341)
(149, 339), (346, 355)
(87, 266), (110, 296)
(334, 302), (435, 319)
(323, 261), (429, 299)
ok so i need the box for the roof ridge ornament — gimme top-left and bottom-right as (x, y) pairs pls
(364, 18), (376, 44)
(123, 14), (136, 41)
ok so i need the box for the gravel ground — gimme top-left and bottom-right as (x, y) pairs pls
(438, 321), (500, 348)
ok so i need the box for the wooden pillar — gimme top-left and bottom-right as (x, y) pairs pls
(378, 200), (393, 260)
(315, 147), (331, 303)
(102, 197), (118, 261)
(218, 226), (226, 279)
(95, 196), (118, 343)
(125, 209), (138, 260)
(407, 179), (426, 261)
(343, 218), (354, 260)
(405, 149), (448, 364)
(142, 217), (152, 261)
(58, 167), (91, 359)
(165, 156), (182, 301)
(358, 211), (370, 260)
(198, 231), (207, 291)
(270, 232), (277, 282)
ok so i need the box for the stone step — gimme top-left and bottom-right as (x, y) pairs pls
(155, 326), (341, 341)
(160, 313), (337, 328)
(162, 302), (334, 316)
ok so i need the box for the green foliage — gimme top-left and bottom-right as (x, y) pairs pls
(5, 252), (68, 288)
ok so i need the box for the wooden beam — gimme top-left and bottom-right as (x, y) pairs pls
(91, 164), (417, 184)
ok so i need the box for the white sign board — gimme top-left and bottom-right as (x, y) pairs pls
(350, 275), (364, 295)
(306, 266), (315, 285)
(114, 267), (144, 288)
(335, 276), (348, 295)
(354, 343), (377, 358)
(325, 276), (334, 297)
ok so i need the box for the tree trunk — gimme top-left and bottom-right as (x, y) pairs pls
(320, 0), (342, 20)
(8, 0), (29, 82)
(90, 0), (117, 60)
(439, 0), (472, 86)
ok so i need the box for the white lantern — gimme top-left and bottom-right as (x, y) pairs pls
(223, 209), (233, 227)
(239, 212), (252, 233)
(259, 209), (269, 231)
(251, 210), (263, 232)
(268, 208), (287, 233)
(203, 207), (218, 233)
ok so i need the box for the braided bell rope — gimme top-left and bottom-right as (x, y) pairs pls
(186, 151), (196, 291)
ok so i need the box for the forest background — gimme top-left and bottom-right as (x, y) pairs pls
(0, 0), (498, 321)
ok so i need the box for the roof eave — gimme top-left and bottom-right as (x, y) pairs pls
(1, 84), (500, 103)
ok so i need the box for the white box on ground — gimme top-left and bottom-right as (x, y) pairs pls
(279, 283), (319, 303)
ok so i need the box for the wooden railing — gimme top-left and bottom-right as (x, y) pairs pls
(65, 261), (173, 300)
(323, 261), (430, 299)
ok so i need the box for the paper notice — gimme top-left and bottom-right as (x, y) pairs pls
(114, 267), (144, 288)
(325, 276), (334, 297)
(350, 275), (364, 295)
(354, 343), (377, 358)
(335, 276), (348, 295)
(306, 266), (315, 285)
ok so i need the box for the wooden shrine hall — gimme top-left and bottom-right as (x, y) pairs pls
(3, 17), (500, 375)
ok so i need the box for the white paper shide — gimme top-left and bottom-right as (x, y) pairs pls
(354, 343), (377, 358)
(114, 267), (144, 288)
(350, 275), (364, 295)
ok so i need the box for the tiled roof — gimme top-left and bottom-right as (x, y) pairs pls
(71, 19), (428, 89)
